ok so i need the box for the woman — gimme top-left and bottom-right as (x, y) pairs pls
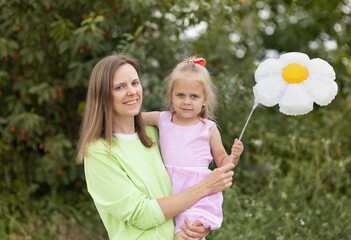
(76, 54), (235, 240)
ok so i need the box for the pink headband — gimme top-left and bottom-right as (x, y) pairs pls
(177, 58), (206, 67)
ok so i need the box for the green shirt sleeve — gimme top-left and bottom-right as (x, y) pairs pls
(85, 140), (166, 230)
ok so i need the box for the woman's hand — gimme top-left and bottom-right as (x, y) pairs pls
(157, 163), (234, 222)
(179, 219), (209, 240)
(202, 162), (235, 195)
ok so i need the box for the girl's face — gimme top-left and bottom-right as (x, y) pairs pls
(171, 77), (206, 124)
(112, 64), (143, 120)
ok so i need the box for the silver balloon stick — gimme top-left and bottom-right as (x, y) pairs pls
(238, 101), (258, 141)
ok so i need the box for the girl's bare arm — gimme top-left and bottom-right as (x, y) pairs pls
(209, 125), (244, 167)
(141, 111), (161, 127)
(209, 125), (231, 167)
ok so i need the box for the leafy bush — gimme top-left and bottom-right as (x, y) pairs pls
(1, 0), (350, 239)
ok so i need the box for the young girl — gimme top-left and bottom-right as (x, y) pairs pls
(143, 56), (244, 239)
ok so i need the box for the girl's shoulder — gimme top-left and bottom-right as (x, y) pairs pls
(159, 111), (173, 122)
(160, 111), (172, 117)
(203, 118), (216, 127)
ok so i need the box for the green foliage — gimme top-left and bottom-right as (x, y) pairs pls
(1, 0), (350, 239)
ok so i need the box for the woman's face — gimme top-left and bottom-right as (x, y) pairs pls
(112, 64), (143, 119)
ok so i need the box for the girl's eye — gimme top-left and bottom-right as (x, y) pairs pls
(191, 94), (199, 99)
(177, 93), (185, 97)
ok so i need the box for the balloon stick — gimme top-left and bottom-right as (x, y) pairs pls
(238, 102), (258, 141)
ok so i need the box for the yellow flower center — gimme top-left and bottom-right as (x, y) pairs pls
(282, 63), (309, 84)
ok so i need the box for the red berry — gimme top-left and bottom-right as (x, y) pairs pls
(79, 48), (84, 54)
(4, 57), (8, 62)
(21, 94), (26, 99)
(11, 127), (15, 132)
(87, 46), (92, 50)
(16, 26), (21, 31)
(114, 4), (119, 8)
(46, 5), (51, 10)
(21, 135), (26, 141)
(39, 144), (44, 149)
(13, 55), (18, 60)
(0, 91), (2, 96)
(57, 169), (62, 175)
(58, 88), (62, 93)
(20, 128), (25, 134)
(57, 92), (62, 98)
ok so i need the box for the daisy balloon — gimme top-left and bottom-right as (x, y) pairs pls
(238, 52), (337, 141)
(253, 52), (337, 115)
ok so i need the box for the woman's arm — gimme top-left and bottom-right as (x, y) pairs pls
(86, 140), (234, 230)
(157, 162), (234, 220)
(141, 111), (160, 127)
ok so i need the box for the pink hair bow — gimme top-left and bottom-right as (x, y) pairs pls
(177, 58), (206, 67)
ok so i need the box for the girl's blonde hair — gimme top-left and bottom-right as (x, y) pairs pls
(165, 56), (218, 120)
(76, 54), (152, 164)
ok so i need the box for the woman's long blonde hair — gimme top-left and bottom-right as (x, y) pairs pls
(165, 56), (218, 120)
(76, 54), (152, 164)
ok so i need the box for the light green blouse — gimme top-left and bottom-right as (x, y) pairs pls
(84, 126), (174, 240)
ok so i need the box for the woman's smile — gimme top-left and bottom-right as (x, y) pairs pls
(124, 99), (139, 105)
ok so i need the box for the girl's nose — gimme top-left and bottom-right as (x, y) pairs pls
(184, 98), (191, 104)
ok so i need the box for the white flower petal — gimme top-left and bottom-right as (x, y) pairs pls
(308, 58), (336, 80)
(253, 76), (288, 107)
(303, 75), (338, 106)
(254, 58), (283, 83)
(279, 84), (314, 115)
(279, 52), (310, 67)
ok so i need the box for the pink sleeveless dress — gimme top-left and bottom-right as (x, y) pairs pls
(158, 111), (223, 234)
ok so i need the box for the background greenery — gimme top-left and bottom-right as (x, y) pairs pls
(1, 0), (350, 239)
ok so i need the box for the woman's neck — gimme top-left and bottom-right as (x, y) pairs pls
(113, 116), (135, 134)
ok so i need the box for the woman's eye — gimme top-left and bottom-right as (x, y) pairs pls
(132, 81), (139, 86)
(115, 86), (123, 90)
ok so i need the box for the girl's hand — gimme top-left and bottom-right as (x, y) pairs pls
(231, 139), (244, 166)
(202, 162), (235, 194)
(180, 219), (209, 239)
